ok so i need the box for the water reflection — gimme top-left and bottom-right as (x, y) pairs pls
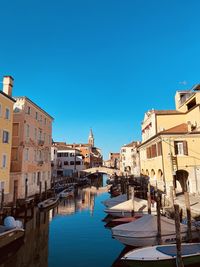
(0, 175), (120, 267)
(0, 209), (49, 267)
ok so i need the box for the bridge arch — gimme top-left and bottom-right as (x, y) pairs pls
(83, 167), (120, 176)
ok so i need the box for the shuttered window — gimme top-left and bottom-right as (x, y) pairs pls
(157, 142), (162, 156)
(174, 141), (188, 155)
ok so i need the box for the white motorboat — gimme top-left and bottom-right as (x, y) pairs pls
(112, 214), (199, 247)
(121, 243), (200, 267)
(104, 198), (157, 217)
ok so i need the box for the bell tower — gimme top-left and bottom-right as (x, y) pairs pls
(88, 129), (94, 147)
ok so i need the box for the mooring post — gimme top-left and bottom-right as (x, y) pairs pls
(174, 204), (184, 267)
(156, 192), (162, 245)
(170, 186), (175, 207)
(147, 182), (151, 214)
(45, 180), (47, 200)
(25, 178), (28, 200)
(126, 180), (130, 200)
(13, 181), (17, 207)
(39, 181), (42, 200)
(131, 186), (135, 216)
(184, 191), (192, 242)
(1, 189), (4, 211)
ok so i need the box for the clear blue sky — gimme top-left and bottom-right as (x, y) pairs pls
(0, 0), (200, 159)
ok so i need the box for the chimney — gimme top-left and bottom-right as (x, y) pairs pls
(3, 76), (14, 97)
(187, 121), (192, 132)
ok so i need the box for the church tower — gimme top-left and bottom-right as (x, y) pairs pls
(88, 129), (94, 147)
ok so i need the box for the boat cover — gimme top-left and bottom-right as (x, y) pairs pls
(112, 214), (192, 237)
(102, 194), (127, 208)
(107, 198), (157, 214)
(157, 244), (200, 256)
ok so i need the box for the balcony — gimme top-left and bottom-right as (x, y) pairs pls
(38, 140), (44, 146)
(37, 160), (44, 166)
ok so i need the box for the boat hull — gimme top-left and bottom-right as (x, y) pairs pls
(0, 229), (24, 249)
(38, 198), (59, 211)
(113, 231), (199, 247)
(124, 255), (200, 267)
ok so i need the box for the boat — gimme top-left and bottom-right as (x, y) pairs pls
(104, 197), (157, 217)
(59, 186), (74, 198)
(0, 217), (24, 249)
(112, 214), (199, 247)
(38, 197), (59, 210)
(105, 215), (142, 228)
(102, 194), (127, 208)
(121, 243), (200, 267)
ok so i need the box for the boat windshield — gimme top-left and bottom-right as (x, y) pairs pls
(156, 244), (200, 256)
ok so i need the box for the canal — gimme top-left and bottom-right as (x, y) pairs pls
(0, 174), (127, 267)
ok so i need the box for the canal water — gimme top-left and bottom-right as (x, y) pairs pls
(0, 175), (128, 267)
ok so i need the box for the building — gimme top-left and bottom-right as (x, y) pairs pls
(10, 96), (53, 199)
(0, 76), (15, 198)
(51, 143), (85, 177)
(66, 129), (103, 168)
(139, 84), (200, 195)
(109, 152), (120, 169)
(120, 141), (140, 176)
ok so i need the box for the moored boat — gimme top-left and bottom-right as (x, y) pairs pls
(59, 186), (74, 198)
(102, 194), (127, 208)
(105, 215), (142, 228)
(112, 214), (199, 247)
(121, 243), (200, 267)
(0, 217), (24, 249)
(105, 198), (157, 217)
(38, 197), (59, 210)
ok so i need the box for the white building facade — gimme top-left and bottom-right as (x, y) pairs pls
(120, 141), (140, 176)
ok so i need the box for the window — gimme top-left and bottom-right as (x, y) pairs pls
(70, 161), (74, 165)
(187, 98), (196, 111)
(0, 104), (2, 117)
(26, 106), (31, 114)
(25, 148), (29, 161)
(2, 155), (6, 168)
(76, 161), (81, 165)
(2, 131), (9, 143)
(64, 161), (68, 165)
(13, 123), (19, 137)
(34, 128), (37, 140)
(35, 112), (38, 120)
(34, 150), (37, 161)
(151, 144), (157, 158)
(39, 130), (42, 140)
(26, 124), (30, 137)
(157, 142), (162, 156)
(174, 141), (188, 156)
(70, 153), (74, 157)
(33, 173), (36, 183)
(5, 108), (10, 119)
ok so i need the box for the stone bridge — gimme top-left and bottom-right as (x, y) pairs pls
(83, 167), (120, 176)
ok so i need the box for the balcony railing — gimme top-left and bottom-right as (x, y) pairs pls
(38, 140), (44, 146)
(37, 160), (44, 166)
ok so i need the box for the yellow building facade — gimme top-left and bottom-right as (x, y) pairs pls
(139, 86), (200, 195)
(0, 76), (15, 195)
